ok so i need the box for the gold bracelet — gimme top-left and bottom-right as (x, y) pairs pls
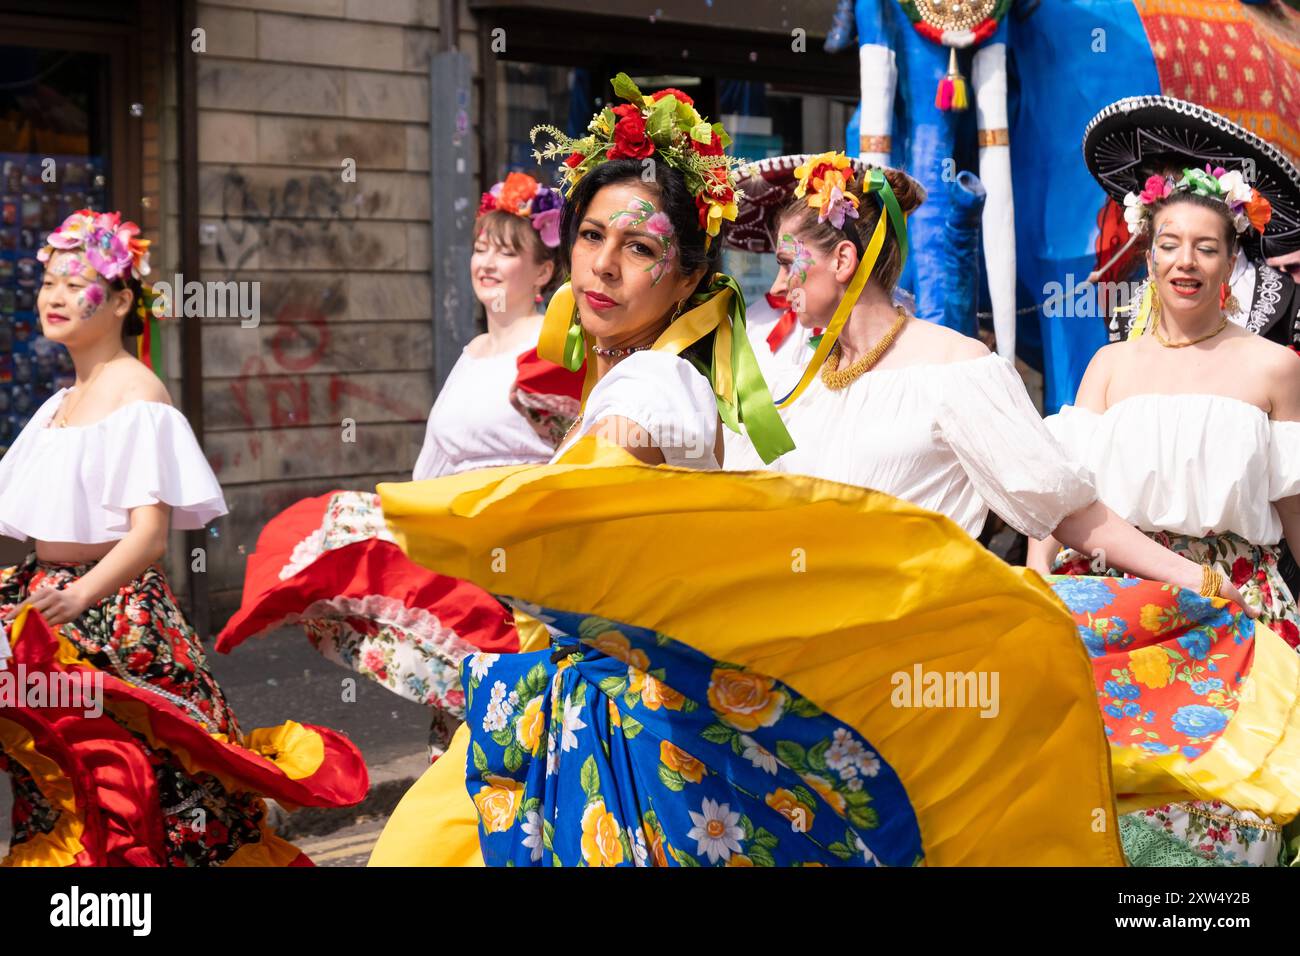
(1199, 564), (1223, 598)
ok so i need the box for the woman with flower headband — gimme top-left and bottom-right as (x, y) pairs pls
(215, 173), (583, 760)
(364, 78), (1156, 869)
(415, 172), (570, 476)
(0, 210), (368, 866)
(1027, 161), (1300, 867)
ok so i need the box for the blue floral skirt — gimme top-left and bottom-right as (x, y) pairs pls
(463, 605), (923, 867)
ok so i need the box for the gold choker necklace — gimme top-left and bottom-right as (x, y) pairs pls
(820, 306), (908, 391)
(1154, 316), (1229, 349)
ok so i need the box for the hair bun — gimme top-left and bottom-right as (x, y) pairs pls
(882, 168), (926, 215)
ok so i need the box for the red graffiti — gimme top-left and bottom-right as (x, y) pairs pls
(328, 377), (423, 420)
(217, 301), (422, 482)
(270, 303), (330, 372)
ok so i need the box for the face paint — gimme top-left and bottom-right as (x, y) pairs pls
(643, 212), (676, 285)
(609, 197), (677, 286)
(777, 233), (814, 284)
(49, 252), (99, 280)
(608, 196), (657, 230)
(74, 282), (106, 321)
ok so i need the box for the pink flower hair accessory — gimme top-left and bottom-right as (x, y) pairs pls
(37, 209), (151, 282)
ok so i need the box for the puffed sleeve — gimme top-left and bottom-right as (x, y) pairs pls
(1042, 404), (1101, 480)
(100, 403), (228, 532)
(581, 351), (718, 469)
(1269, 420), (1300, 501)
(937, 356), (1097, 540)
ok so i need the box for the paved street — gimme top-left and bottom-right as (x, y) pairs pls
(295, 818), (389, 867)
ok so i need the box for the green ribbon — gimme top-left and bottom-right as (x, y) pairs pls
(867, 168), (909, 272)
(561, 308), (586, 372)
(687, 273), (796, 465)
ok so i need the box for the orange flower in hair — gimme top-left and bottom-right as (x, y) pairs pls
(498, 172), (540, 214)
(1245, 192), (1273, 232)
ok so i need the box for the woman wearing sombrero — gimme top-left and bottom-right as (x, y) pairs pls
(361, 75), (1181, 868)
(1026, 102), (1300, 866)
(1082, 96), (1300, 350)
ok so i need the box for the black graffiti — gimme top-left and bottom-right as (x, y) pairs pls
(217, 168), (359, 270)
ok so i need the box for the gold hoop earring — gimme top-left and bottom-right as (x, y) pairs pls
(670, 298), (687, 323)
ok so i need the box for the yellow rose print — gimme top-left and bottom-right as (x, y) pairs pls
(473, 774), (524, 834)
(707, 668), (786, 732)
(637, 672), (686, 711)
(802, 773), (847, 816)
(765, 788), (814, 831)
(515, 695), (546, 755)
(580, 800), (625, 867)
(588, 630), (649, 670)
(660, 740), (706, 783)
(643, 814), (669, 867)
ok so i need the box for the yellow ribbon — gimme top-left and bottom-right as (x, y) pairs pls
(773, 210), (888, 409)
(540, 280), (739, 411)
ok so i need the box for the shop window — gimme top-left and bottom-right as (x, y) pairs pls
(0, 44), (112, 453)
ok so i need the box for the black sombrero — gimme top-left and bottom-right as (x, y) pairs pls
(725, 153), (925, 255)
(1082, 95), (1300, 257)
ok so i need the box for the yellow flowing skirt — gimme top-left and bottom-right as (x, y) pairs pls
(371, 437), (1124, 866)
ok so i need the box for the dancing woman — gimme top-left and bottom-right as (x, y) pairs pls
(1030, 158), (1300, 866)
(0, 211), (366, 866)
(733, 151), (1251, 605)
(216, 174), (582, 757)
(367, 78), (1131, 868)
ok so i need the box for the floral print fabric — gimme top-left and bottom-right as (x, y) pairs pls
(463, 604), (923, 867)
(1051, 532), (1296, 867)
(278, 492), (482, 758)
(0, 554), (269, 866)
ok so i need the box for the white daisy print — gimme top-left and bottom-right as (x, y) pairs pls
(630, 826), (649, 867)
(740, 734), (778, 774)
(687, 798), (745, 864)
(560, 694), (587, 752)
(520, 809), (544, 862)
(468, 652), (499, 681)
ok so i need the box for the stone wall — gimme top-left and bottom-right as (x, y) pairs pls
(193, 0), (481, 617)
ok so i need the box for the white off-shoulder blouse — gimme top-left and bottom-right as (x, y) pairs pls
(756, 353), (1097, 540)
(0, 389), (228, 544)
(413, 343), (557, 480)
(1047, 394), (1300, 545)
(553, 350), (720, 469)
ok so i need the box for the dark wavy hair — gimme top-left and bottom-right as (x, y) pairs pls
(558, 158), (720, 371)
(115, 275), (145, 338)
